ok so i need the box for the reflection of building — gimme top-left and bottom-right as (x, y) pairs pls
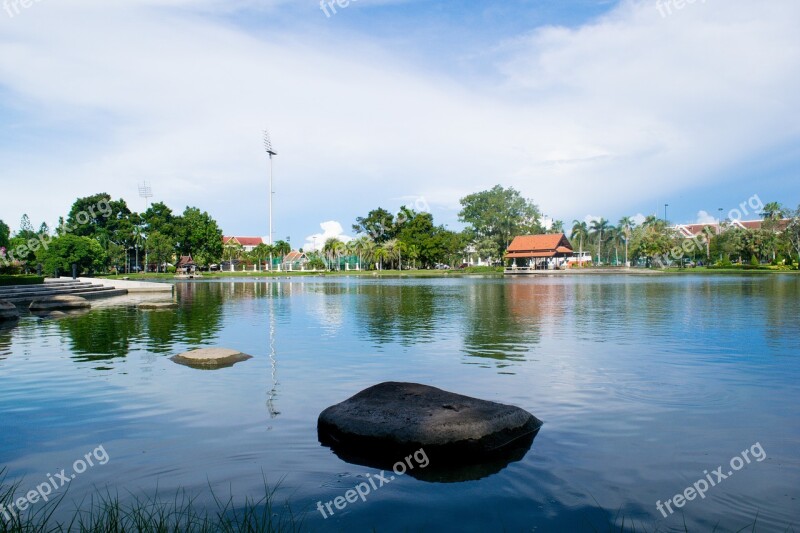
(222, 236), (264, 252)
(505, 234), (574, 272)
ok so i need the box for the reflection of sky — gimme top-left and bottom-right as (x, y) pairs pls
(0, 276), (798, 531)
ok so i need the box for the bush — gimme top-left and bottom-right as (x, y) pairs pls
(0, 275), (44, 286)
(750, 255), (760, 266)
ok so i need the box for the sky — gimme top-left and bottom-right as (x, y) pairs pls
(1, 0), (798, 251)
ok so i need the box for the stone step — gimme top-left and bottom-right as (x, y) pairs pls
(0, 283), (95, 296)
(0, 284), (98, 298)
(1, 285), (128, 304)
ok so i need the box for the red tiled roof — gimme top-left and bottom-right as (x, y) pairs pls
(506, 234), (573, 258)
(223, 236), (264, 246)
(507, 251), (556, 258)
(284, 251), (306, 261)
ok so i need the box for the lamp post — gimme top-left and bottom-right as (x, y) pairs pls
(717, 207), (724, 261)
(264, 131), (277, 271)
(664, 203), (669, 224)
(138, 182), (153, 273)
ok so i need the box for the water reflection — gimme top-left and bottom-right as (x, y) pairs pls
(354, 282), (440, 346)
(461, 281), (566, 365)
(59, 308), (144, 361)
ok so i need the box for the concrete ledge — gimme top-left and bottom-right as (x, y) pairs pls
(77, 277), (173, 293)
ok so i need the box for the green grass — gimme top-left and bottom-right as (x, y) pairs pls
(659, 266), (800, 274)
(101, 268), (504, 281)
(0, 470), (303, 533)
(0, 275), (44, 287)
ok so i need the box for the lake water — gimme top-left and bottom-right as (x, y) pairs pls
(1, 275), (798, 531)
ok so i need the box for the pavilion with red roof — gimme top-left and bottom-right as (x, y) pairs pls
(505, 233), (575, 271)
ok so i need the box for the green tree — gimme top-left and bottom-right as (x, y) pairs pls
(142, 202), (177, 241)
(147, 231), (175, 273)
(589, 218), (611, 264)
(570, 221), (589, 264)
(458, 185), (542, 260)
(784, 205), (800, 264)
(619, 216), (636, 266)
(273, 240), (291, 257)
(0, 219), (9, 250)
(175, 207), (224, 266)
(323, 237), (344, 270)
(352, 208), (396, 243)
(35, 234), (106, 275)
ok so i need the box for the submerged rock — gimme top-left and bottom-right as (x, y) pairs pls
(170, 347), (252, 369)
(0, 300), (19, 322)
(318, 382), (542, 480)
(29, 295), (90, 311)
(138, 302), (178, 310)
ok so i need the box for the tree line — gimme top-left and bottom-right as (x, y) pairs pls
(0, 193), (224, 275)
(3, 188), (799, 275)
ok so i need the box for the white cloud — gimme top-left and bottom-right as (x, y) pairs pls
(631, 213), (647, 227)
(695, 210), (718, 225)
(0, 0), (797, 237)
(303, 221), (352, 252)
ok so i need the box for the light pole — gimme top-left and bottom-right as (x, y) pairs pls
(664, 203), (669, 224)
(264, 131), (277, 271)
(138, 182), (153, 273)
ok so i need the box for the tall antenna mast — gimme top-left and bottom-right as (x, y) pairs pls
(138, 182), (153, 273)
(263, 130), (277, 247)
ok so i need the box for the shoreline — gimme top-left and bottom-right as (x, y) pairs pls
(95, 266), (800, 282)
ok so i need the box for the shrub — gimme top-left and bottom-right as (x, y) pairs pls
(0, 275), (44, 286)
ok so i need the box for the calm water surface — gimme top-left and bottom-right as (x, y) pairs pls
(1, 275), (798, 531)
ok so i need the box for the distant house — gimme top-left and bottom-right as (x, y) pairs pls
(674, 219), (790, 238)
(177, 255), (197, 274)
(505, 233), (574, 272)
(222, 236), (264, 252)
(282, 250), (308, 270)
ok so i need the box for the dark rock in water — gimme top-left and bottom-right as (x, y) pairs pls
(0, 300), (19, 322)
(170, 348), (253, 369)
(318, 382), (542, 481)
(138, 302), (178, 310)
(29, 295), (90, 311)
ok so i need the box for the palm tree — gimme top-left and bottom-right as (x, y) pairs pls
(571, 220), (589, 266)
(373, 245), (388, 271)
(323, 237), (342, 270)
(619, 216), (636, 266)
(352, 236), (371, 270)
(406, 244), (420, 270)
(590, 218), (610, 265)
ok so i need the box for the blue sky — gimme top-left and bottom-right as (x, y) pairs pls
(1, 0), (798, 249)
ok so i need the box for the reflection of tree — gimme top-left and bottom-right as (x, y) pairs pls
(56, 284), (226, 364)
(462, 282), (560, 364)
(59, 308), (143, 361)
(175, 282), (225, 346)
(0, 324), (14, 361)
(355, 282), (438, 346)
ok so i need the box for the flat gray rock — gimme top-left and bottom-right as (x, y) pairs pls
(170, 347), (252, 369)
(0, 300), (19, 321)
(29, 295), (90, 311)
(318, 382), (542, 466)
(138, 302), (178, 310)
